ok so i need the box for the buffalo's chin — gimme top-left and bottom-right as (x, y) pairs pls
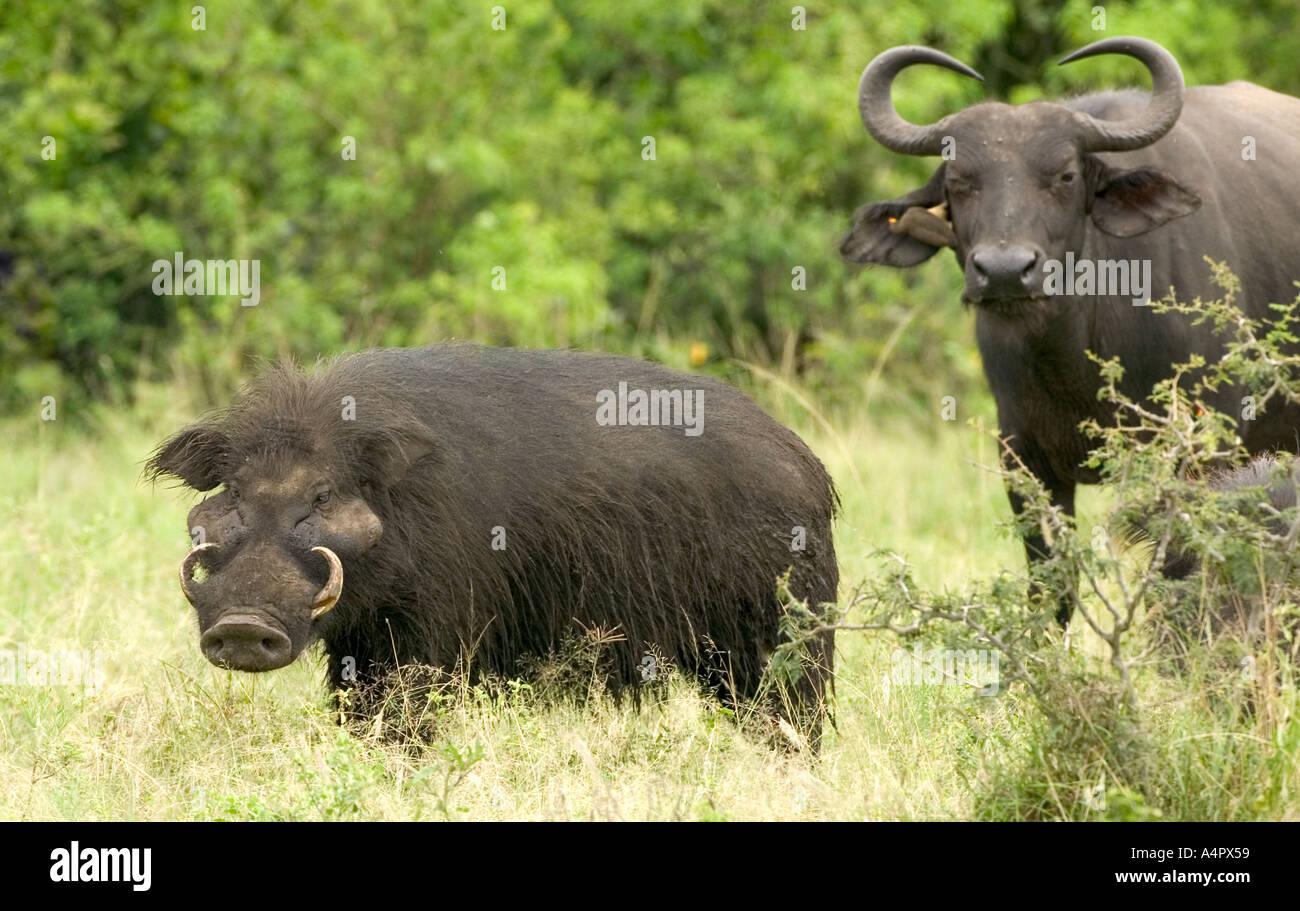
(965, 293), (1050, 312)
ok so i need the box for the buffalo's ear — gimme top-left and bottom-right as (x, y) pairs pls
(1090, 164), (1200, 237)
(144, 425), (232, 491)
(840, 165), (950, 267)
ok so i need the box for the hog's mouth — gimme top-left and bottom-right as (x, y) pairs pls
(178, 543), (343, 672)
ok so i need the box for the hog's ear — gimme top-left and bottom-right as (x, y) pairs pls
(325, 496), (385, 552)
(356, 427), (437, 490)
(839, 164), (950, 267)
(144, 425), (232, 491)
(1089, 162), (1200, 238)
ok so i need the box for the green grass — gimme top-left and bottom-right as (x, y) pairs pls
(1, 380), (1296, 820)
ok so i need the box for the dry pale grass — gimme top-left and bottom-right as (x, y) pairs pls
(2, 385), (1295, 820)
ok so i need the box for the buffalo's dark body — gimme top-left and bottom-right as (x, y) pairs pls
(151, 345), (839, 743)
(842, 39), (1300, 620)
(977, 85), (1300, 504)
(1162, 456), (1298, 582)
(1155, 456), (1300, 651)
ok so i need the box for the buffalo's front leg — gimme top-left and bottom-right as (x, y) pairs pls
(1004, 442), (1077, 626)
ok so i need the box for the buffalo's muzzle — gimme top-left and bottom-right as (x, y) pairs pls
(201, 615), (293, 671)
(968, 244), (1044, 300)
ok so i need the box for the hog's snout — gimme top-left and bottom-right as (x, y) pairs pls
(201, 615), (293, 671)
(178, 540), (344, 673)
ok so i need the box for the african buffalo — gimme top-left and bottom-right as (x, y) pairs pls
(841, 36), (1300, 621)
(146, 345), (839, 746)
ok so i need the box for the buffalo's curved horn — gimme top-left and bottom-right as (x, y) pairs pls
(858, 46), (984, 156)
(1060, 37), (1184, 152)
(310, 545), (343, 620)
(179, 542), (218, 605)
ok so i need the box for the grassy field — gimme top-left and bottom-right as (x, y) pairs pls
(1, 376), (1296, 821)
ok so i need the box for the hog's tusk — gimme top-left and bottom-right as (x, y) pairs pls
(310, 545), (343, 620)
(179, 542), (219, 606)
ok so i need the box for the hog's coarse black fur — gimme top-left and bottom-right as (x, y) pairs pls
(148, 345), (839, 744)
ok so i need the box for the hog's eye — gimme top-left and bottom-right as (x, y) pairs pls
(1059, 171), (1076, 184)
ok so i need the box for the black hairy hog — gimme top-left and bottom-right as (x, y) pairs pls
(146, 345), (839, 745)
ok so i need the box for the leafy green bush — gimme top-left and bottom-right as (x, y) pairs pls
(9, 1), (1300, 417)
(847, 266), (1300, 819)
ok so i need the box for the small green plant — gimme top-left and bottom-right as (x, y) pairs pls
(409, 740), (487, 822)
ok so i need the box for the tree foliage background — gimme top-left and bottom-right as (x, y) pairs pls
(3, 0), (1298, 416)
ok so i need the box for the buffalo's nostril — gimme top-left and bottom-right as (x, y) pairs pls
(200, 619), (292, 672)
(1017, 249), (1041, 278)
(969, 245), (1044, 297)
